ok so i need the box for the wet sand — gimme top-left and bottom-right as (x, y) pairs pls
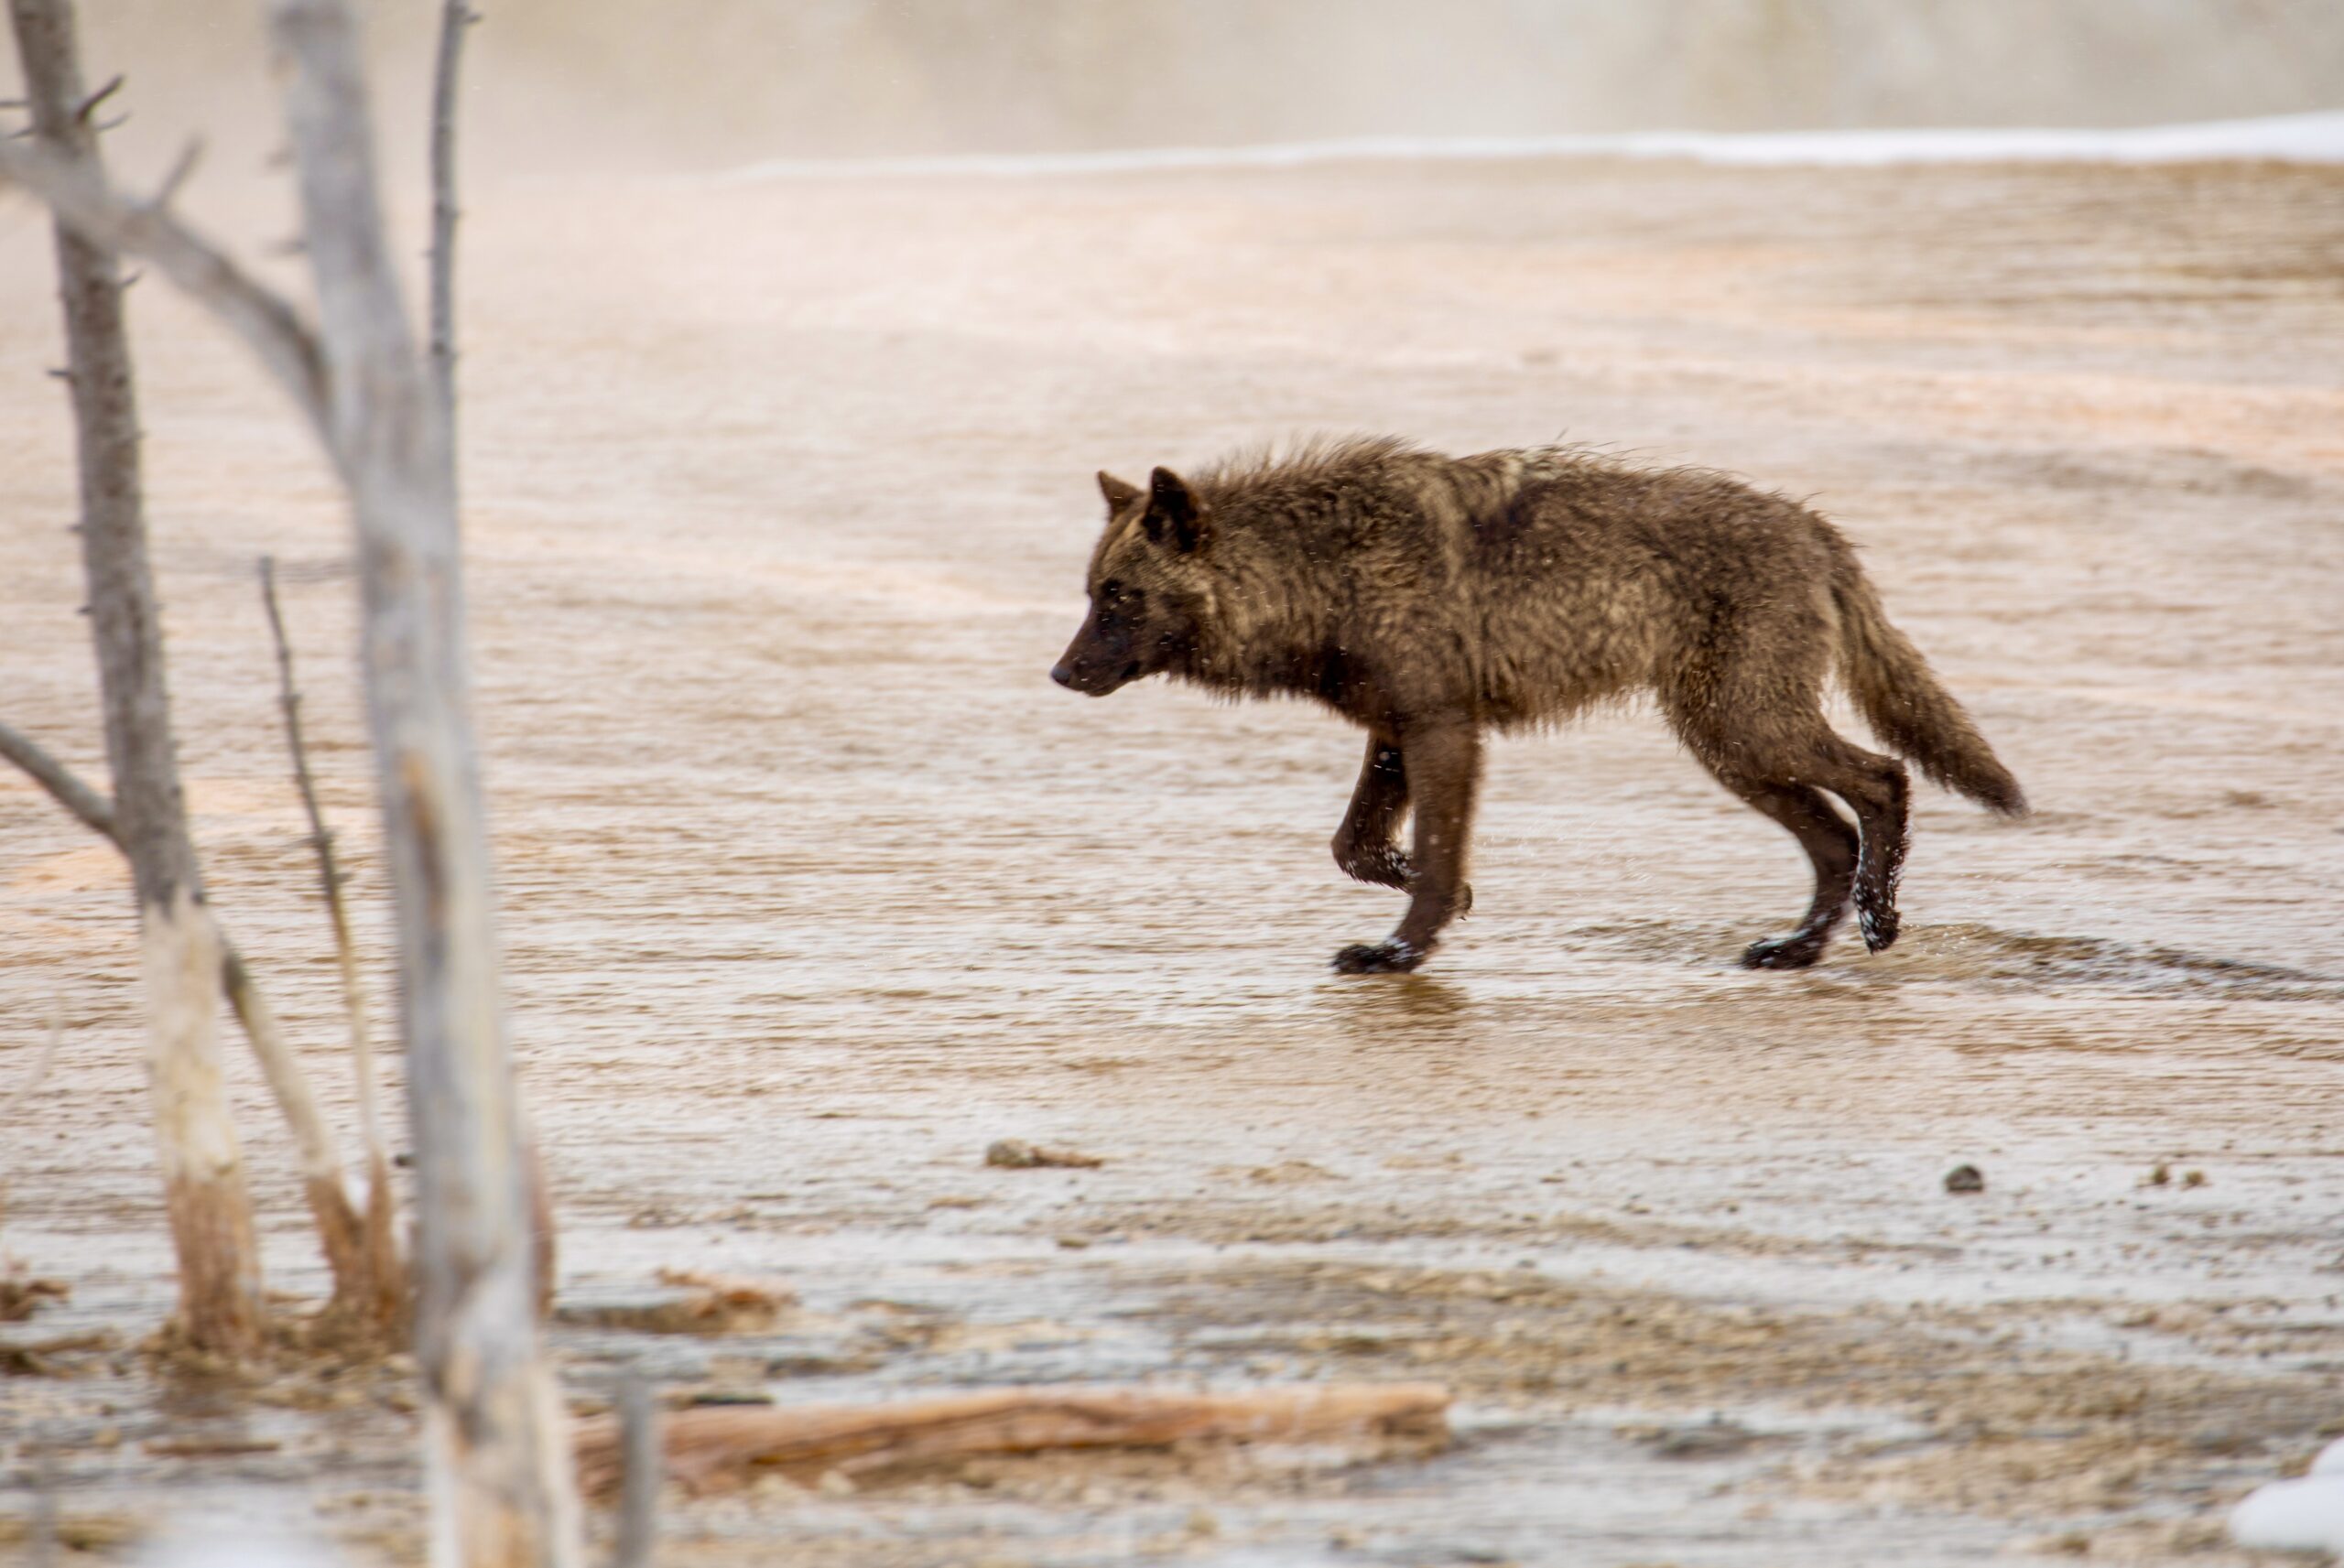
(3, 156), (2343, 1564)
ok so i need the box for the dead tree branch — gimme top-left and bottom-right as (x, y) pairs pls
(428, 0), (472, 444)
(0, 138), (331, 453)
(217, 946), (377, 1313)
(0, 719), (118, 840)
(260, 556), (405, 1331)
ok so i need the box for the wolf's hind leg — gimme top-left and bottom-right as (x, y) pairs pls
(1725, 779), (1859, 968)
(1800, 734), (1911, 953)
(1332, 733), (1411, 889)
(1335, 721), (1481, 975)
(1668, 648), (1877, 965)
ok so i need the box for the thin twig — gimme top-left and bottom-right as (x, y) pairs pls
(0, 138), (332, 455)
(146, 135), (201, 210)
(259, 557), (392, 1208)
(426, 0), (471, 465)
(69, 70), (118, 124)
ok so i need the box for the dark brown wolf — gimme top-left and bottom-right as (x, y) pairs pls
(1052, 438), (2024, 975)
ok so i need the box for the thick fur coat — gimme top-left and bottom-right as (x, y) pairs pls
(1054, 438), (2024, 974)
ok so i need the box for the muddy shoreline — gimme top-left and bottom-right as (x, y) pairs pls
(5, 155), (2342, 1564)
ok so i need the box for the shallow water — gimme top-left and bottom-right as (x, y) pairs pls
(2, 156), (2341, 1564)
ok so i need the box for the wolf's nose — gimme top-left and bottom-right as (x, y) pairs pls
(1050, 662), (1076, 688)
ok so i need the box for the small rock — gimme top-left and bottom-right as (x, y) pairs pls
(1944, 1163), (1985, 1194)
(1243, 1160), (1338, 1185)
(2183, 1168), (2208, 1188)
(681, 1389), (775, 1408)
(984, 1139), (1102, 1169)
(1646, 1420), (1760, 1458)
(2147, 1162), (2171, 1186)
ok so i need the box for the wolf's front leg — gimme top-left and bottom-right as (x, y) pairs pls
(1331, 732), (1410, 888)
(1334, 721), (1481, 974)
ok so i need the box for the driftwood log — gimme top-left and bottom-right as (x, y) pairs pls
(575, 1383), (1451, 1498)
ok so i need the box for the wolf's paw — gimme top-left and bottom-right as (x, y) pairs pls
(1858, 904), (1901, 954)
(1332, 939), (1426, 976)
(1337, 844), (1413, 890)
(1741, 930), (1827, 970)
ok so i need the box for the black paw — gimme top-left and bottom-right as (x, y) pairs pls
(1332, 939), (1426, 975)
(1858, 904), (1900, 954)
(1338, 844), (1414, 890)
(1741, 931), (1827, 970)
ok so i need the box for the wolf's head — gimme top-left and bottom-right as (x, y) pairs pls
(1051, 466), (1215, 697)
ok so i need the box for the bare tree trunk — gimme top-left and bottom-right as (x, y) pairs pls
(261, 557), (406, 1333)
(0, 717), (388, 1326)
(422, 0), (559, 1324)
(7, 0), (263, 1358)
(267, 2), (581, 1561)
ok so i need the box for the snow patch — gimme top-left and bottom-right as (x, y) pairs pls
(715, 111), (2344, 184)
(2230, 1436), (2344, 1555)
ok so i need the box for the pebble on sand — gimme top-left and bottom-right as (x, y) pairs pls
(984, 1139), (1104, 1169)
(1943, 1163), (1985, 1194)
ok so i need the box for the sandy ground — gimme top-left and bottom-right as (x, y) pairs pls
(3, 154), (2343, 1566)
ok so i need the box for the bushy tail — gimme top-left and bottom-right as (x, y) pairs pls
(1829, 542), (2027, 816)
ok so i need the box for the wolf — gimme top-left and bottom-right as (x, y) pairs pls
(1051, 438), (2025, 975)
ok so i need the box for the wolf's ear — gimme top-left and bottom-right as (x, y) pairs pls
(1097, 470), (1143, 515)
(1143, 466), (1209, 553)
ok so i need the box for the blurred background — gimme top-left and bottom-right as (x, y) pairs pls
(54, 0), (2344, 178)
